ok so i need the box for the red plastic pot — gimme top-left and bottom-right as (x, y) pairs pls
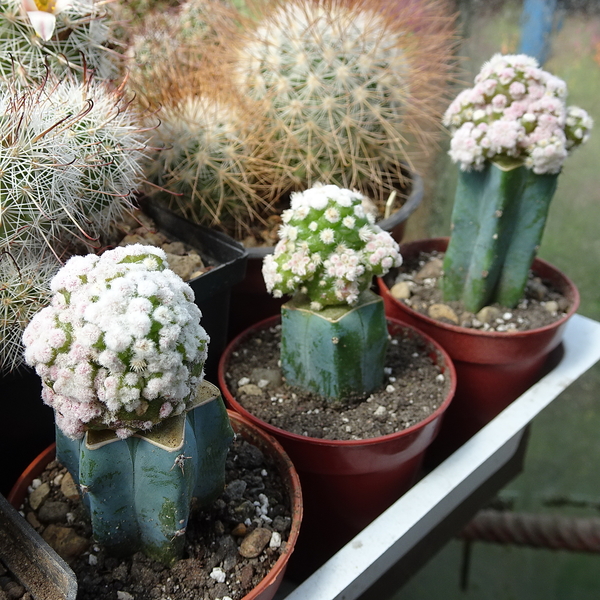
(9, 411), (303, 600)
(218, 314), (456, 575)
(377, 237), (580, 457)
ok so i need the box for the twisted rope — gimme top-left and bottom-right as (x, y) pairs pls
(459, 510), (600, 553)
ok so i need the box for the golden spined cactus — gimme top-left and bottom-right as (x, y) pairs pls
(231, 0), (457, 204)
(142, 68), (279, 239)
(125, 0), (240, 109)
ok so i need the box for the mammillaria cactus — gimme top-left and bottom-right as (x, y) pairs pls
(263, 184), (402, 400)
(22, 244), (234, 563)
(263, 184), (402, 310)
(141, 69), (276, 237)
(0, 254), (57, 372)
(0, 72), (147, 262)
(0, 0), (118, 81)
(232, 0), (456, 202)
(441, 53), (593, 313)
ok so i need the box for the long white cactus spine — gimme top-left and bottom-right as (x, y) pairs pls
(0, 72), (148, 262)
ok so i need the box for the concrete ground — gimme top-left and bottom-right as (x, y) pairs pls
(390, 2), (600, 599)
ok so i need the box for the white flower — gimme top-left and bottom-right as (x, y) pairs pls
(22, 0), (73, 41)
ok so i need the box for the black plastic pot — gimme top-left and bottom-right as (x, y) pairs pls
(0, 491), (77, 599)
(139, 198), (248, 382)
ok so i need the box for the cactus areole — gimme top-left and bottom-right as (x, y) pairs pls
(263, 184), (402, 401)
(22, 244), (234, 564)
(442, 53), (593, 314)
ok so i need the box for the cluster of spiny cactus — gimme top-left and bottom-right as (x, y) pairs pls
(0, 0), (119, 82)
(263, 184), (402, 310)
(0, 70), (148, 370)
(231, 0), (456, 202)
(23, 244), (234, 564)
(127, 0), (456, 234)
(23, 244), (209, 440)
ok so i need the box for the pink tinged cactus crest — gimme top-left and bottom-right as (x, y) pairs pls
(263, 184), (402, 401)
(22, 244), (209, 440)
(442, 54), (593, 313)
(263, 184), (402, 310)
(443, 53), (593, 174)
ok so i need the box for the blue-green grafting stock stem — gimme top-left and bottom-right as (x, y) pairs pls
(55, 382), (233, 565)
(442, 162), (527, 313)
(495, 169), (558, 307)
(280, 290), (388, 402)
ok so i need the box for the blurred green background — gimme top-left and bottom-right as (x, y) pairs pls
(396, 1), (600, 598)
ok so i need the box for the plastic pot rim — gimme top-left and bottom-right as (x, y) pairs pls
(218, 313), (457, 449)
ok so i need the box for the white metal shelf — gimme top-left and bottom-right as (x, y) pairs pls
(277, 314), (600, 600)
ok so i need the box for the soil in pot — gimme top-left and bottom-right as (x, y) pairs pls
(220, 315), (455, 577)
(378, 238), (579, 462)
(13, 429), (299, 600)
(383, 249), (572, 333)
(223, 322), (451, 440)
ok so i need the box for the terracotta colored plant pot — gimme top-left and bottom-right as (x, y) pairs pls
(8, 411), (303, 600)
(227, 172), (424, 340)
(377, 237), (580, 458)
(218, 314), (456, 575)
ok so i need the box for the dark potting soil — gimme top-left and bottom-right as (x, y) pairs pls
(16, 437), (293, 600)
(384, 250), (571, 332)
(224, 323), (452, 441)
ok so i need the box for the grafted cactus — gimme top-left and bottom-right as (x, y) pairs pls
(0, 0), (119, 81)
(263, 184), (402, 400)
(232, 0), (456, 201)
(23, 245), (234, 563)
(442, 54), (593, 313)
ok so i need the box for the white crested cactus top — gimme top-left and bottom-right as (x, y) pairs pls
(23, 245), (209, 440)
(443, 53), (594, 174)
(263, 184), (402, 309)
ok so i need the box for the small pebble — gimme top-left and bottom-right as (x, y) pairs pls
(210, 567), (226, 583)
(428, 303), (459, 324)
(390, 281), (411, 300)
(269, 532), (282, 549)
(239, 528), (272, 558)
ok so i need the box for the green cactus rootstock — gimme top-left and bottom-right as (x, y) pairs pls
(280, 290), (388, 402)
(56, 382), (234, 565)
(442, 162), (558, 313)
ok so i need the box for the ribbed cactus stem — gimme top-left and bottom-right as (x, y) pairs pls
(280, 291), (388, 401)
(442, 162), (557, 313)
(56, 382), (233, 565)
(495, 170), (558, 307)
